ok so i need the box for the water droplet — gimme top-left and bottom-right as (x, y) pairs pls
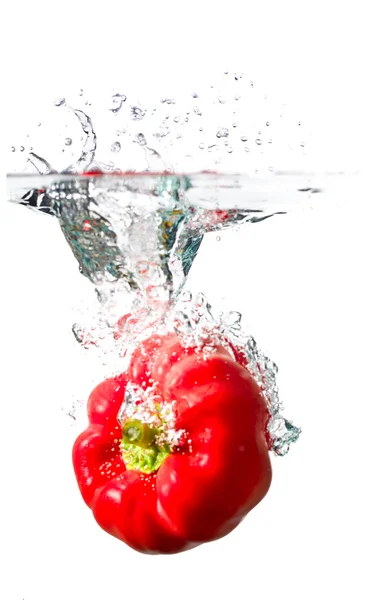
(227, 147), (233, 153)
(184, 117), (189, 122)
(234, 95), (240, 101)
(11, 146), (15, 152)
(110, 141), (121, 153)
(130, 106), (145, 120)
(216, 127), (229, 138)
(160, 98), (176, 105)
(134, 133), (147, 146)
(240, 136), (248, 142)
(176, 133), (182, 139)
(208, 144), (218, 152)
(64, 137), (72, 146)
(116, 128), (126, 136)
(173, 116), (180, 123)
(54, 97), (66, 107)
(300, 142), (305, 147)
(268, 139), (273, 144)
(218, 96), (226, 104)
(255, 138), (262, 145)
(37, 122), (42, 127)
(216, 236), (221, 241)
(232, 123), (237, 128)
(193, 106), (202, 116)
(268, 166), (274, 172)
(20, 146), (25, 152)
(198, 143), (204, 149)
(79, 88), (84, 96)
(298, 121), (301, 126)
(199, 127), (203, 132)
(109, 93), (127, 114)
(244, 147), (250, 152)
(266, 121), (270, 126)
(192, 92), (198, 98)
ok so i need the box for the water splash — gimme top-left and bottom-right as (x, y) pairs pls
(114, 291), (301, 456)
(63, 108), (97, 173)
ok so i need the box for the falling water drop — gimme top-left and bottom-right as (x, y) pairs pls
(216, 127), (229, 139)
(134, 133), (147, 146)
(130, 106), (146, 120)
(109, 94), (127, 114)
(110, 141), (121, 153)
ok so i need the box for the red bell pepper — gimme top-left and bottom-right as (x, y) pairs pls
(72, 333), (272, 554)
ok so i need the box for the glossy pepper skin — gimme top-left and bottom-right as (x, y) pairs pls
(72, 333), (272, 554)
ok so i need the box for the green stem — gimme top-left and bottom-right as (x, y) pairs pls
(122, 419), (158, 449)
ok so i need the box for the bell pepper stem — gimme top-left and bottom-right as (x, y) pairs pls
(122, 419), (158, 449)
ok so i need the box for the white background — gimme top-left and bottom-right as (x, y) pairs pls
(2, 2), (375, 600)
